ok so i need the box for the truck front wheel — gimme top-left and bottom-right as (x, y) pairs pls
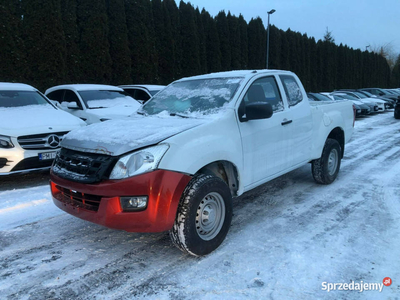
(169, 174), (232, 256)
(312, 138), (341, 184)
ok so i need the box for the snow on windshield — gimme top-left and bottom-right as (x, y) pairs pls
(0, 91), (51, 108)
(78, 90), (140, 108)
(85, 97), (139, 109)
(141, 77), (243, 116)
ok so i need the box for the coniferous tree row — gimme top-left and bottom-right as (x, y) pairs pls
(0, 0), (395, 92)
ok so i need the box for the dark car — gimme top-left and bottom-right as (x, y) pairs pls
(361, 88), (400, 103)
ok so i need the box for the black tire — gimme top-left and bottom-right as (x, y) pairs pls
(395, 110), (400, 119)
(312, 138), (341, 185)
(169, 174), (232, 256)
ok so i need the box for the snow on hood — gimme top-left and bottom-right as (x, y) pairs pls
(0, 104), (85, 137)
(62, 113), (206, 156)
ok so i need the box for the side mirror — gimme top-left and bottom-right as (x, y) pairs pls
(244, 102), (273, 121)
(67, 102), (80, 109)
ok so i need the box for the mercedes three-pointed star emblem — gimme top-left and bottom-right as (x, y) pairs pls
(47, 134), (60, 148)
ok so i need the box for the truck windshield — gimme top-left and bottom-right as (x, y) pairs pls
(140, 77), (243, 116)
(0, 91), (53, 108)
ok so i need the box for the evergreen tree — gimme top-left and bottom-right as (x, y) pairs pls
(390, 55), (400, 87)
(163, 0), (181, 80)
(247, 17), (266, 69)
(61, 0), (81, 83)
(125, 0), (157, 83)
(178, 1), (201, 77)
(77, 0), (112, 83)
(323, 27), (335, 43)
(238, 14), (248, 69)
(201, 9), (221, 73)
(279, 29), (290, 71)
(0, 0), (26, 82)
(227, 12), (241, 70)
(196, 7), (208, 73)
(106, 0), (131, 84)
(268, 25), (281, 70)
(22, 0), (67, 90)
(215, 11), (231, 71)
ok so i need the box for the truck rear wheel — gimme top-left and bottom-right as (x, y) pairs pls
(169, 174), (232, 256)
(312, 138), (341, 184)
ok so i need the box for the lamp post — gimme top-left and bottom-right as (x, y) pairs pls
(366, 45), (370, 51)
(266, 9), (276, 69)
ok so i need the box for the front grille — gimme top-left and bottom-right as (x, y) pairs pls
(53, 184), (102, 212)
(18, 131), (69, 150)
(52, 148), (117, 183)
(11, 156), (53, 171)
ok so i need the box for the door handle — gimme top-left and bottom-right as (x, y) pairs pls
(281, 119), (293, 126)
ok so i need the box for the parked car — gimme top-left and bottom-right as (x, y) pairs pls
(333, 92), (380, 113)
(321, 93), (371, 115)
(307, 92), (332, 101)
(0, 83), (85, 175)
(45, 84), (141, 124)
(361, 88), (400, 102)
(119, 85), (166, 104)
(50, 70), (354, 256)
(356, 90), (395, 108)
(337, 91), (386, 111)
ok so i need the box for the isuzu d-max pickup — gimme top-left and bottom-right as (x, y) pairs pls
(50, 70), (354, 256)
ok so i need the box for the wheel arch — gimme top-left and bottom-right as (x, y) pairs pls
(327, 127), (345, 158)
(196, 160), (240, 197)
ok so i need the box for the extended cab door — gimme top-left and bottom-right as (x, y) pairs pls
(278, 75), (313, 167)
(237, 75), (291, 188)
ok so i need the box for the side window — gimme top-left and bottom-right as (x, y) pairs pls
(135, 89), (151, 101)
(280, 75), (303, 107)
(122, 88), (136, 98)
(242, 76), (284, 112)
(46, 90), (65, 103)
(63, 90), (83, 109)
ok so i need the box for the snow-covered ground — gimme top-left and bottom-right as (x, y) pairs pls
(1, 112), (399, 299)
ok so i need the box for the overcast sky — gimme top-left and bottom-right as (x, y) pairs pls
(179, 0), (400, 54)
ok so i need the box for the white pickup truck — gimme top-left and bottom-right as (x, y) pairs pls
(50, 70), (354, 256)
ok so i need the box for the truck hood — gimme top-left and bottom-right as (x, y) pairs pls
(0, 105), (85, 137)
(62, 114), (206, 156)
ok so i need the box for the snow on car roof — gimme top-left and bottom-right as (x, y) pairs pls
(176, 69), (294, 82)
(45, 84), (123, 94)
(119, 84), (167, 91)
(0, 82), (37, 91)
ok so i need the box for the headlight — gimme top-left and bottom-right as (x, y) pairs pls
(0, 135), (14, 149)
(109, 144), (169, 179)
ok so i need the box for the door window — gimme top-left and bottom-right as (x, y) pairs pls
(63, 90), (83, 109)
(135, 89), (151, 101)
(46, 90), (65, 103)
(280, 75), (303, 107)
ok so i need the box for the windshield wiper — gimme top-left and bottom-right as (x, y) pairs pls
(137, 111), (145, 115)
(170, 113), (189, 118)
(89, 106), (107, 109)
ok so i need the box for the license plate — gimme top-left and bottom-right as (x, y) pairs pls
(38, 152), (57, 161)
